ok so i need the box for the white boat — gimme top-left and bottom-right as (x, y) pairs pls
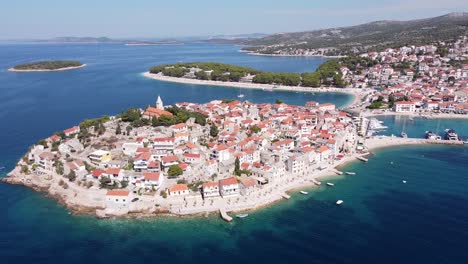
(336, 200), (344, 205)
(237, 94), (245, 98)
(345, 172), (356, 175)
(444, 129), (459, 141)
(300, 191), (308, 195)
(368, 118), (388, 130)
(326, 182), (335, 187)
(401, 132), (407, 138)
(402, 180), (407, 184)
(236, 214), (249, 218)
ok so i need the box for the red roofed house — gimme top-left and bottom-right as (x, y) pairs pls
(104, 168), (122, 181)
(272, 139), (295, 152)
(219, 176), (239, 197)
(91, 169), (104, 179)
(142, 172), (163, 188)
(168, 184), (189, 196)
(161, 155), (179, 168)
(183, 153), (201, 164)
(106, 190), (130, 208)
(171, 123), (188, 133)
(211, 144), (231, 162)
(240, 177), (257, 196)
(63, 126), (80, 137)
(153, 137), (175, 151)
(147, 161), (161, 172)
(48, 134), (61, 143)
(202, 181), (220, 198)
(134, 152), (152, 171)
(317, 145), (331, 162)
(143, 106), (173, 119)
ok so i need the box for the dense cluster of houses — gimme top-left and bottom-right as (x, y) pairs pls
(25, 96), (358, 208)
(342, 37), (468, 114)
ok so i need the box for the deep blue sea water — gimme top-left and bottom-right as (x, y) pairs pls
(1, 43), (468, 264)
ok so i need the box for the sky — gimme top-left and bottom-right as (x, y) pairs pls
(1, 0), (467, 39)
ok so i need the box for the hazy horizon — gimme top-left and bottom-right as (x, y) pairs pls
(1, 0), (468, 40)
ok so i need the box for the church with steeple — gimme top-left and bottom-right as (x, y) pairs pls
(156, 95), (164, 110)
(142, 95), (172, 120)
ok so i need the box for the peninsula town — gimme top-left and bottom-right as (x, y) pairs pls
(4, 35), (468, 220)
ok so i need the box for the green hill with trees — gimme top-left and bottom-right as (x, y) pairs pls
(242, 12), (468, 55)
(150, 57), (375, 87)
(12, 61), (84, 71)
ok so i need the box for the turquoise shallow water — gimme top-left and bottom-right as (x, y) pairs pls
(1, 145), (468, 263)
(375, 115), (468, 140)
(0, 44), (468, 264)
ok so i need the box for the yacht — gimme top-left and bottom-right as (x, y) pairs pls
(326, 182), (335, 187)
(336, 200), (344, 205)
(345, 172), (356, 175)
(401, 132), (408, 138)
(300, 191), (308, 195)
(445, 129), (459, 141)
(425, 131), (441, 140)
(237, 94), (245, 98)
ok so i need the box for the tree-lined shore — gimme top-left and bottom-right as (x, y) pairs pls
(149, 58), (376, 88)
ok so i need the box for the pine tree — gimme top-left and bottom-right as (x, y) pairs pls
(210, 124), (219, 137)
(234, 157), (240, 176)
(116, 122), (121, 135)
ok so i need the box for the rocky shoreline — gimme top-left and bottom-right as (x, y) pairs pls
(3, 135), (462, 220)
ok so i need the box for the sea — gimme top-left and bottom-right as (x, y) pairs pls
(0, 43), (467, 264)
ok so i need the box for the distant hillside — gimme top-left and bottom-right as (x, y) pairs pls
(195, 33), (268, 44)
(244, 12), (468, 54)
(42, 37), (117, 43)
(37, 37), (183, 45)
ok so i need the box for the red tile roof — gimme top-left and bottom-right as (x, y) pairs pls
(143, 172), (160, 181)
(219, 177), (238, 186)
(106, 190), (129, 196)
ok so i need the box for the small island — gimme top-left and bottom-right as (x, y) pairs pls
(8, 60), (86, 72)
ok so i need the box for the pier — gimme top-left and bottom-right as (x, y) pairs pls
(219, 208), (233, 222)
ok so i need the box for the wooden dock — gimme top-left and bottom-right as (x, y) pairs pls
(219, 208), (232, 222)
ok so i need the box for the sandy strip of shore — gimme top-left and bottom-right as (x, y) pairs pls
(142, 72), (364, 107)
(7, 64), (87, 72)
